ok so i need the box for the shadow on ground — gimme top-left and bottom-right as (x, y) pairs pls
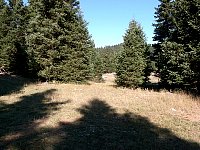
(1, 97), (199, 149)
(142, 82), (161, 92)
(55, 99), (199, 150)
(142, 82), (200, 98)
(0, 74), (32, 96)
(0, 89), (69, 149)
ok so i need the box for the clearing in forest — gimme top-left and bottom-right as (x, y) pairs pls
(0, 74), (199, 149)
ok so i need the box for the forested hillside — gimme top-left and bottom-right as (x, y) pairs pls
(96, 44), (123, 73)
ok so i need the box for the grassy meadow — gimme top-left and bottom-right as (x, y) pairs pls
(0, 74), (199, 149)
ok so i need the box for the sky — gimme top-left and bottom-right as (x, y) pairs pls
(79, 0), (160, 47)
(23, 0), (160, 48)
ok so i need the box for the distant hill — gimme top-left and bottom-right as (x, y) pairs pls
(96, 44), (123, 73)
(96, 43), (123, 54)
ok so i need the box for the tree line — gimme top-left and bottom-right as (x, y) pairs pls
(101, 0), (199, 93)
(0, 0), (199, 93)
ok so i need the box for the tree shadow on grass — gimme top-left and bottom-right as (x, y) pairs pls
(142, 82), (200, 98)
(0, 74), (33, 96)
(1, 98), (199, 149)
(142, 82), (161, 92)
(0, 89), (70, 149)
(56, 99), (200, 150)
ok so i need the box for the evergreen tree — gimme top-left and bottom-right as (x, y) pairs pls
(6, 0), (29, 76)
(159, 42), (191, 88)
(152, 0), (175, 74)
(90, 49), (104, 81)
(116, 20), (146, 88)
(153, 0), (175, 43)
(0, 0), (12, 70)
(174, 0), (200, 92)
(0, 0), (28, 75)
(153, 0), (200, 93)
(26, 0), (94, 82)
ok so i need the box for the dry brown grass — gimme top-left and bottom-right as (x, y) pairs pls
(0, 73), (199, 149)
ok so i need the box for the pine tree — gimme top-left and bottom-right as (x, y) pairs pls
(0, 0), (28, 75)
(0, 0), (12, 70)
(90, 49), (104, 81)
(173, 0), (200, 92)
(153, 0), (175, 43)
(26, 0), (94, 82)
(153, 0), (200, 92)
(6, 0), (29, 76)
(153, 0), (187, 89)
(159, 42), (191, 88)
(152, 0), (175, 74)
(116, 20), (146, 88)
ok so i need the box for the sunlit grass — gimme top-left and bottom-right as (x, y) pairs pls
(0, 74), (199, 149)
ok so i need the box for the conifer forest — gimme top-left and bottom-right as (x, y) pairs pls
(0, 0), (199, 93)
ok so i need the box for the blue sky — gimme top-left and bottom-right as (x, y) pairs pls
(23, 0), (159, 47)
(79, 0), (160, 47)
